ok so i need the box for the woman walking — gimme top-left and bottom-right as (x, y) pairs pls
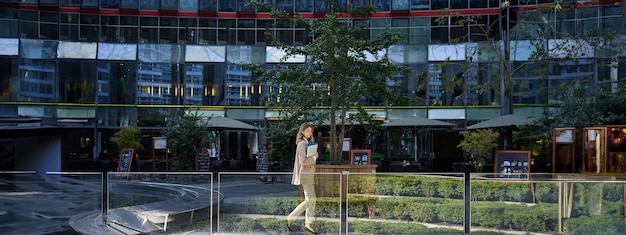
(287, 123), (319, 234)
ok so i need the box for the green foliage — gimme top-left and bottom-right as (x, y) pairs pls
(162, 111), (209, 171)
(229, 179), (626, 234)
(533, 182), (559, 203)
(264, 118), (300, 170)
(351, 220), (456, 234)
(248, 2), (408, 164)
(563, 215), (625, 235)
(110, 126), (143, 150)
(533, 82), (626, 168)
(457, 129), (499, 165)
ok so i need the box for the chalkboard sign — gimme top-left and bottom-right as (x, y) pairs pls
(494, 150), (531, 179)
(196, 145), (211, 172)
(257, 152), (270, 182)
(117, 148), (135, 173)
(350, 149), (371, 165)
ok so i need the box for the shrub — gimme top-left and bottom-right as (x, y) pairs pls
(564, 215), (625, 235)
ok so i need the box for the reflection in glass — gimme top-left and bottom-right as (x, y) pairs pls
(40, 22), (59, 40)
(315, 0), (327, 12)
(392, 0), (409, 11)
(237, 0), (255, 12)
(59, 60), (97, 103)
(160, 0), (177, 11)
(184, 64), (225, 105)
(98, 106), (136, 127)
(199, 0), (217, 12)
(137, 107), (171, 127)
(179, 0), (198, 12)
(138, 44), (184, 63)
(469, 0), (487, 8)
(19, 59), (56, 102)
(372, 0), (389, 11)
(97, 62), (137, 104)
(121, 0), (138, 9)
(0, 59), (18, 102)
(20, 39), (58, 59)
(411, 0), (429, 10)
(219, 0), (234, 11)
(59, 0), (80, 7)
(450, 0), (467, 9)
(225, 64), (252, 106)
(137, 63), (178, 105)
(140, 0), (159, 10)
(0, 9), (18, 38)
(276, 0), (293, 13)
(101, 0), (121, 8)
(295, 0), (312, 12)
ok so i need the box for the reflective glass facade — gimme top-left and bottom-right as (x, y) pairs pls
(0, 0), (624, 162)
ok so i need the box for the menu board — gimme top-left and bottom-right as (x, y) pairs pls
(117, 148), (135, 173)
(257, 152), (270, 182)
(495, 150), (531, 179)
(350, 149), (371, 165)
(195, 145), (211, 172)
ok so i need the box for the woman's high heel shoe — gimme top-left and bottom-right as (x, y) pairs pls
(286, 220), (292, 232)
(304, 225), (319, 234)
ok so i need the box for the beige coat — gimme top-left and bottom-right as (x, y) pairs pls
(291, 140), (317, 185)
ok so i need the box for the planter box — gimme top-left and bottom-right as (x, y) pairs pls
(299, 164), (377, 201)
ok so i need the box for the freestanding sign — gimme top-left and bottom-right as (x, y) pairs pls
(494, 150), (531, 180)
(350, 149), (371, 165)
(116, 148), (136, 180)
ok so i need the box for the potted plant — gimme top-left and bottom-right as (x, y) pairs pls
(457, 129), (499, 172)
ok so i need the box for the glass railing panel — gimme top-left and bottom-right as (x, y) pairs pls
(217, 172), (342, 234)
(470, 173), (626, 234)
(0, 171), (101, 234)
(106, 172), (215, 234)
(346, 172), (465, 234)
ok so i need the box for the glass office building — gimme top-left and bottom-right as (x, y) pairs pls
(0, 0), (624, 171)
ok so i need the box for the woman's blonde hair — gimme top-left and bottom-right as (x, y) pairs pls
(295, 123), (315, 144)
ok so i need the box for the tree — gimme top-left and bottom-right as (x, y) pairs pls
(162, 111), (210, 171)
(110, 126), (143, 151)
(457, 129), (499, 168)
(437, 2), (622, 148)
(249, 1), (408, 164)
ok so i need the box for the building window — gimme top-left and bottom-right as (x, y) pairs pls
(450, 0), (468, 9)
(137, 63), (178, 105)
(101, 0), (121, 8)
(97, 62), (137, 104)
(179, 0), (198, 12)
(296, 0), (313, 12)
(40, 12), (59, 40)
(0, 59), (18, 102)
(59, 60), (97, 103)
(392, 0), (409, 11)
(372, 0), (390, 11)
(430, 17), (449, 43)
(199, 18), (217, 45)
(431, 0), (447, 10)
(80, 14), (99, 41)
(410, 17), (429, 44)
(219, 0), (235, 11)
(140, 0), (159, 10)
(391, 18), (409, 44)
(121, 0), (139, 9)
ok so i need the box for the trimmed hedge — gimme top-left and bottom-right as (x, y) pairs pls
(245, 195), (557, 233)
(563, 215), (625, 235)
(228, 176), (625, 234)
(218, 215), (464, 234)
